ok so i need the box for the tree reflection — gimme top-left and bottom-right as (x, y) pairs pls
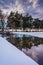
(7, 35), (43, 50)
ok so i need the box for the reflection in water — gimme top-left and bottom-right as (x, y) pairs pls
(7, 34), (43, 65)
(22, 45), (43, 65)
(0, 33), (43, 65)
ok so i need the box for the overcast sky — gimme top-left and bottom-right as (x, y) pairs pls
(0, 0), (43, 19)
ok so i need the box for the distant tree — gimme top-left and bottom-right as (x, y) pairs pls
(8, 11), (15, 28)
(33, 18), (40, 28)
(8, 11), (23, 30)
(0, 10), (5, 37)
(22, 14), (33, 31)
(29, 15), (33, 22)
(40, 20), (43, 28)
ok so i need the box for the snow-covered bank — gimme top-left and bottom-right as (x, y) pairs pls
(12, 32), (43, 38)
(0, 37), (38, 65)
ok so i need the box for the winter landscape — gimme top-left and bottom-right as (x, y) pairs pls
(0, 0), (43, 65)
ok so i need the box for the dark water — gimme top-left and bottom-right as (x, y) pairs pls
(0, 34), (43, 65)
(12, 34), (43, 65)
(22, 45), (43, 65)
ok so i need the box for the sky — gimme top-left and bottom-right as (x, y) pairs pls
(0, 0), (43, 19)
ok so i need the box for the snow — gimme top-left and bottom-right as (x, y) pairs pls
(0, 37), (38, 65)
(12, 32), (43, 38)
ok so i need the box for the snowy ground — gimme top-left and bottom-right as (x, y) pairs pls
(11, 32), (43, 38)
(0, 37), (38, 65)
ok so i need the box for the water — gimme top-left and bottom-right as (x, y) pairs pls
(0, 33), (43, 65)
(22, 44), (43, 65)
(9, 33), (43, 65)
(0, 37), (38, 65)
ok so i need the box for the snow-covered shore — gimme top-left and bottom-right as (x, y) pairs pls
(11, 32), (43, 38)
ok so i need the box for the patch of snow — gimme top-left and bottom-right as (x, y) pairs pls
(12, 32), (43, 38)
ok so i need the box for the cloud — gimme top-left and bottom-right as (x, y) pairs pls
(0, 0), (43, 19)
(0, 0), (25, 15)
(28, 0), (39, 8)
(14, 0), (25, 13)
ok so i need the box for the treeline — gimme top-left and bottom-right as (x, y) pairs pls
(0, 10), (43, 30)
(8, 11), (43, 30)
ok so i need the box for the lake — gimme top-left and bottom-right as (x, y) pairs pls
(0, 32), (43, 65)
